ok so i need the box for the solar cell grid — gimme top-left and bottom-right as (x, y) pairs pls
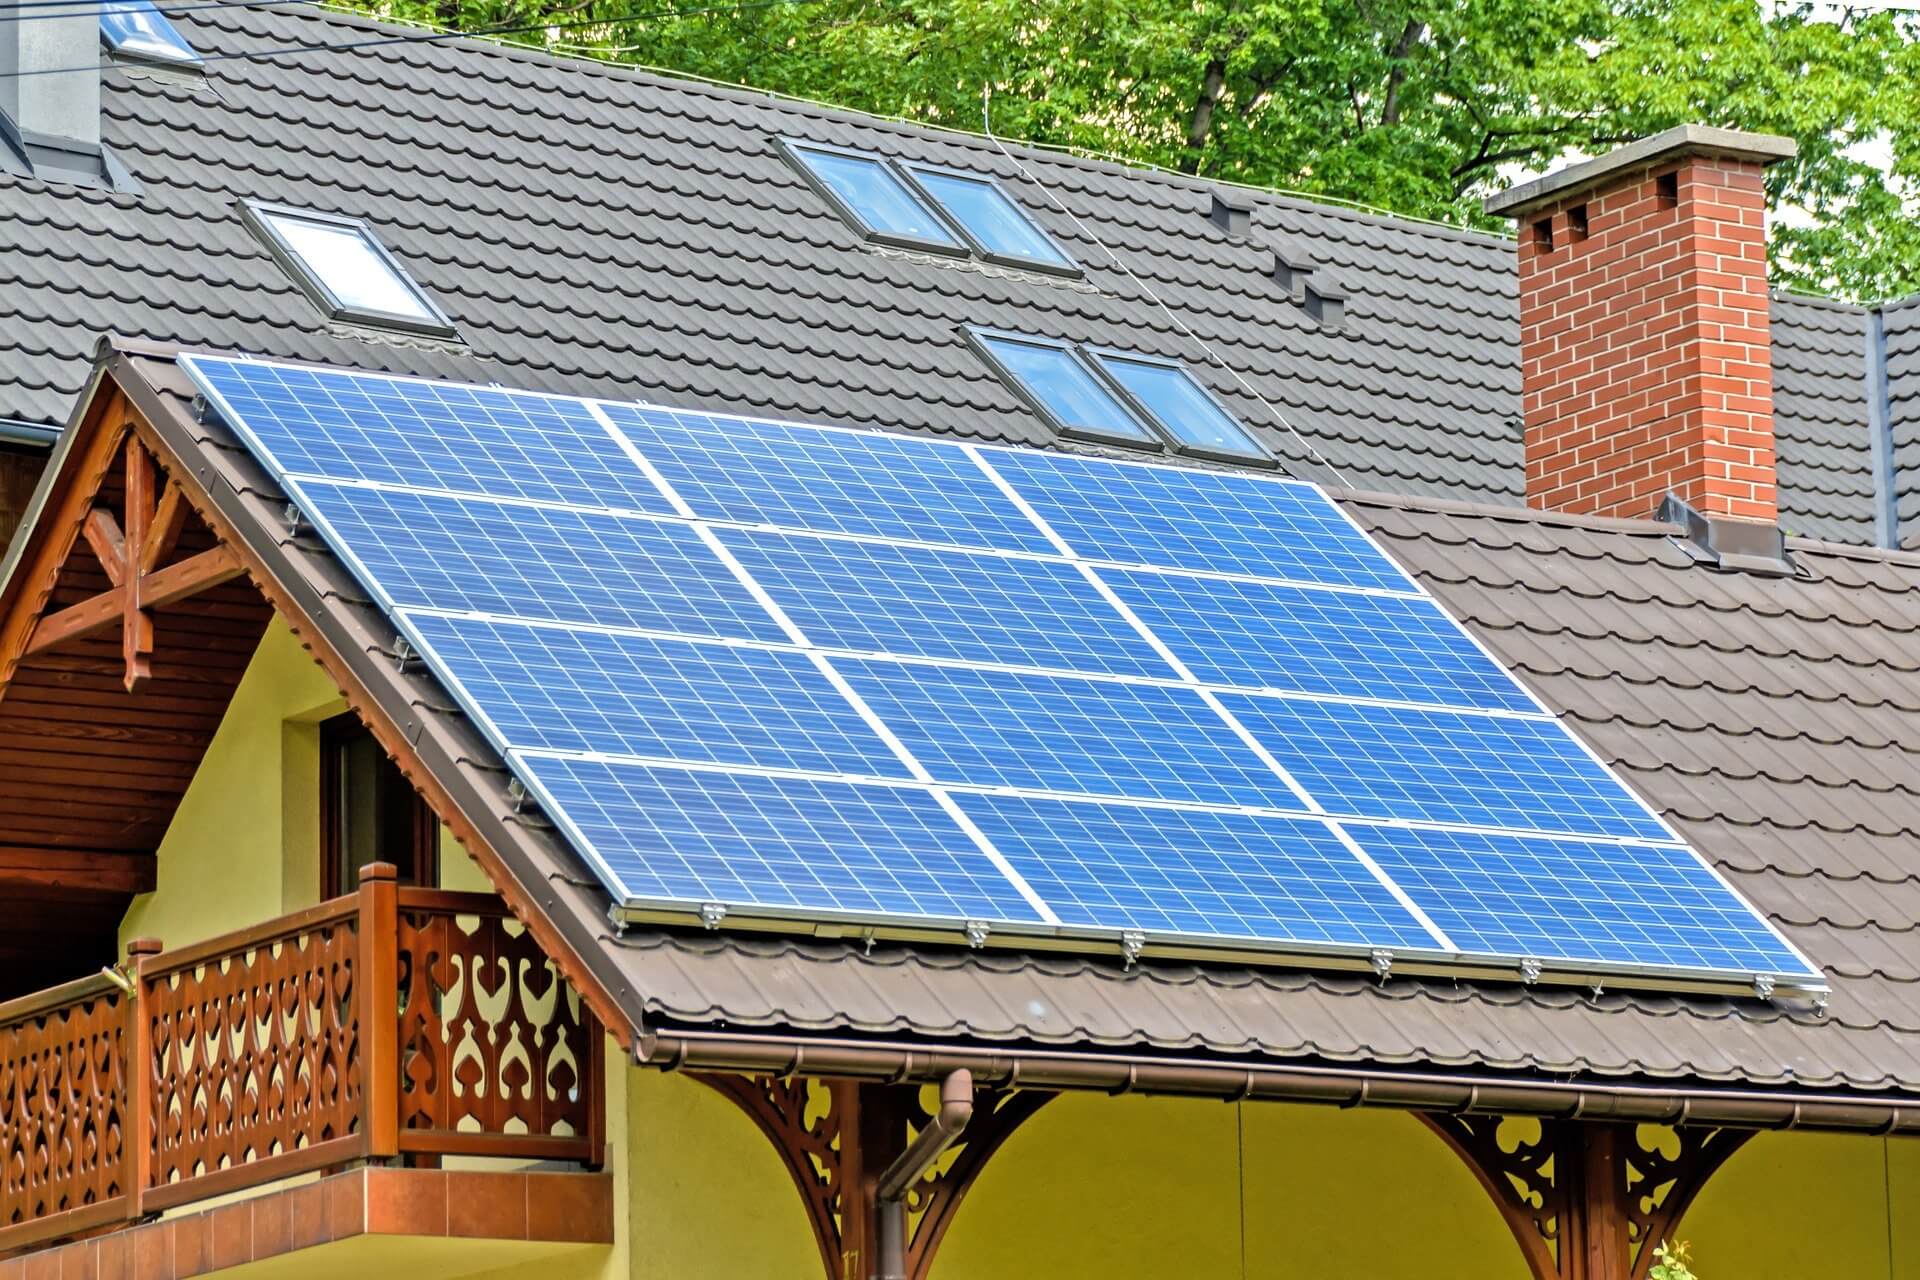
(979, 448), (1417, 592)
(403, 613), (913, 779)
(953, 793), (1436, 946)
(601, 403), (1057, 554)
(1103, 568), (1539, 711)
(718, 527), (1177, 679)
(518, 757), (1045, 923)
(296, 482), (789, 642)
(1218, 693), (1672, 842)
(1346, 824), (1807, 973)
(183, 356), (676, 513)
(835, 658), (1299, 808)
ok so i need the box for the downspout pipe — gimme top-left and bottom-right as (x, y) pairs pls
(873, 1069), (973, 1280)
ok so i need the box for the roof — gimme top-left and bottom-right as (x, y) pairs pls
(0, 3), (1910, 543)
(95, 342), (1920, 1118)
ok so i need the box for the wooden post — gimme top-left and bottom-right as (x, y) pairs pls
(124, 936), (162, 1223)
(120, 434), (154, 691)
(357, 863), (400, 1161)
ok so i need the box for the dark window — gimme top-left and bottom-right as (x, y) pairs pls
(1656, 171), (1680, 207)
(1568, 204), (1589, 241)
(1533, 217), (1554, 250)
(320, 714), (437, 898)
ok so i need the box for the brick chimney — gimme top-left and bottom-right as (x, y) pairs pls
(1487, 126), (1796, 527)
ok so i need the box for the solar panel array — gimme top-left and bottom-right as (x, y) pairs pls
(183, 354), (1822, 992)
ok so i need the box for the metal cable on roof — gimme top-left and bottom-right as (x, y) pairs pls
(977, 85), (1359, 490)
(0, 0), (825, 77)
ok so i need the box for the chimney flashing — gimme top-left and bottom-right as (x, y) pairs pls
(1485, 125), (1796, 218)
(1658, 493), (1795, 577)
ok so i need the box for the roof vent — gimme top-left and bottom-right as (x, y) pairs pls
(1658, 493), (1794, 576)
(1209, 193), (1252, 238)
(1304, 281), (1345, 331)
(1271, 249), (1315, 304)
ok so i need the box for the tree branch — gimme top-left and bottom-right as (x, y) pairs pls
(1180, 56), (1230, 173)
(1380, 18), (1425, 126)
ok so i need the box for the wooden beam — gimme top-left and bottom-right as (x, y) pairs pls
(0, 846), (154, 895)
(82, 509), (127, 588)
(24, 546), (243, 658)
(122, 435), (155, 690)
(140, 480), (187, 573)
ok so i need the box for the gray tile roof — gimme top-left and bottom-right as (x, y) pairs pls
(0, 3), (1901, 538)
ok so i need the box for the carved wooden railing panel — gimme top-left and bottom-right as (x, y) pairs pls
(394, 890), (599, 1159)
(0, 976), (131, 1250)
(0, 864), (602, 1255)
(141, 900), (365, 1209)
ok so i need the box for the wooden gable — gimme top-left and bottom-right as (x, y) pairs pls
(0, 382), (270, 996)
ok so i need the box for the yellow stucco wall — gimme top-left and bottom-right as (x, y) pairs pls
(112, 622), (1916, 1280)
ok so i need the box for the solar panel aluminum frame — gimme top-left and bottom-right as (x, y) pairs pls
(177, 355), (1827, 1001)
(779, 137), (974, 261)
(1077, 345), (1277, 468)
(240, 201), (461, 340)
(896, 161), (1084, 278)
(963, 327), (1166, 453)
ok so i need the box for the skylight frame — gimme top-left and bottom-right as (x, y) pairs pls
(1081, 345), (1276, 468)
(898, 161), (1082, 278)
(780, 138), (971, 259)
(97, 0), (204, 70)
(965, 327), (1164, 452)
(241, 201), (459, 340)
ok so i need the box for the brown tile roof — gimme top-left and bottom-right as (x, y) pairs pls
(606, 493), (1920, 1095)
(100, 344), (1920, 1114)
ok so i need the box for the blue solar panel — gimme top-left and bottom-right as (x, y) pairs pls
(403, 613), (912, 779)
(1217, 694), (1670, 842)
(1103, 568), (1537, 711)
(519, 758), (1044, 922)
(184, 356), (1822, 989)
(600, 403), (1055, 553)
(297, 482), (788, 641)
(836, 659), (1295, 808)
(979, 449), (1416, 592)
(1345, 824), (1807, 973)
(954, 794), (1434, 945)
(182, 356), (676, 514)
(718, 528), (1175, 679)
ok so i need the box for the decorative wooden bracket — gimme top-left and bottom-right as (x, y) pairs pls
(697, 1072), (1052, 1280)
(24, 431), (241, 690)
(1421, 1114), (1752, 1280)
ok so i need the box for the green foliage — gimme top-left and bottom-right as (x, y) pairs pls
(1649, 1239), (1699, 1280)
(350, 0), (1920, 302)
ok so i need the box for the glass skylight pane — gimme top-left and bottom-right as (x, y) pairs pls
(978, 335), (1156, 445)
(795, 147), (962, 248)
(1094, 355), (1268, 460)
(262, 213), (438, 323)
(909, 169), (1074, 269)
(99, 0), (202, 66)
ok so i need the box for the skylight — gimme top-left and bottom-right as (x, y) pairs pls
(1088, 350), (1271, 464)
(969, 331), (1158, 448)
(243, 203), (458, 338)
(903, 164), (1078, 273)
(785, 141), (966, 255)
(971, 330), (1270, 464)
(98, 0), (202, 68)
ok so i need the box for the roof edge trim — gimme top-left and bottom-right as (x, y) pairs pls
(640, 1028), (1920, 1134)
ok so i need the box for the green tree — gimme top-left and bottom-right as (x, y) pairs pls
(356, 0), (1920, 301)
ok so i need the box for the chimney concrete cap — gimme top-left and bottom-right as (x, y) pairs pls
(1484, 125), (1797, 218)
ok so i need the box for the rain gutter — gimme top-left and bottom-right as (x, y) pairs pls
(638, 1029), (1920, 1135)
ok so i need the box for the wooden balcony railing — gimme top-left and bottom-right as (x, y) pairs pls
(0, 864), (603, 1255)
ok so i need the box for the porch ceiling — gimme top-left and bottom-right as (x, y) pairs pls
(88, 340), (1920, 1120)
